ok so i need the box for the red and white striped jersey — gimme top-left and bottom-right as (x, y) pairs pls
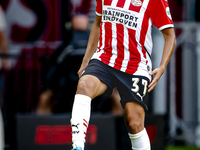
(91, 0), (174, 80)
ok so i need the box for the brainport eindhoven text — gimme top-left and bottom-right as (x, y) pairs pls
(102, 8), (139, 29)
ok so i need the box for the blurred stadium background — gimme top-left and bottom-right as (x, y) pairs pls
(0, 0), (200, 150)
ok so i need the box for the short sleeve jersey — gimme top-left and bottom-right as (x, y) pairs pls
(92, 0), (174, 80)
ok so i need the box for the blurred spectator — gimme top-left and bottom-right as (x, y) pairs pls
(168, 0), (183, 21)
(0, 4), (9, 150)
(36, 90), (55, 115)
(71, 14), (89, 31)
(36, 0), (93, 115)
(36, 0), (123, 116)
(36, 0), (92, 115)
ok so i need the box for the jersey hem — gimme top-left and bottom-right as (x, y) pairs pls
(95, 12), (102, 16)
(159, 24), (174, 31)
(91, 57), (152, 81)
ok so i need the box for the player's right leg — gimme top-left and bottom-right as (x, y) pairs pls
(71, 74), (107, 150)
(114, 71), (151, 150)
(124, 102), (150, 150)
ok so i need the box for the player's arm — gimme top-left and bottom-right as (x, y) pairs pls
(148, 27), (176, 92)
(77, 15), (101, 77)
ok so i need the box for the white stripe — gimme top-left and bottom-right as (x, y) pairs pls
(134, 0), (151, 78)
(109, 23), (117, 67)
(142, 18), (153, 80)
(144, 18), (153, 55)
(120, 0), (134, 72)
(100, 22), (105, 50)
(135, 0), (150, 46)
(142, 0), (149, 8)
(121, 27), (129, 72)
(135, 0), (150, 60)
(111, 0), (118, 7)
(123, 0), (131, 9)
(91, 48), (104, 61)
(159, 24), (174, 31)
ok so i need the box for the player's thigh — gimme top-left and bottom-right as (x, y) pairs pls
(124, 101), (145, 134)
(76, 74), (108, 99)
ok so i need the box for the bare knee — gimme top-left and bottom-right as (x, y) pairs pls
(76, 80), (91, 96)
(125, 114), (144, 134)
(124, 102), (145, 134)
(76, 75), (107, 99)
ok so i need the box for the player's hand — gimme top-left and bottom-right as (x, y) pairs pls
(148, 66), (165, 92)
(77, 59), (89, 78)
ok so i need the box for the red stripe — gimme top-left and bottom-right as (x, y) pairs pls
(129, 0), (144, 12)
(96, 0), (102, 14)
(100, 22), (112, 65)
(104, 0), (112, 5)
(83, 119), (88, 124)
(116, 0), (126, 8)
(126, 7), (149, 74)
(114, 24), (124, 70)
(126, 29), (141, 74)
(83, 123), (88, 128)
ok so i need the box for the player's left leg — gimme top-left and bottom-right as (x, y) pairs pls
(124, 101), (150, 150)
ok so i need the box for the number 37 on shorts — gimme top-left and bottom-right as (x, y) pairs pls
(131, 77), (149, 102)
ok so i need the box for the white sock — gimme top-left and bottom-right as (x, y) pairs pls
(71, 94), (92, 149)
(128, 128), (151, 150)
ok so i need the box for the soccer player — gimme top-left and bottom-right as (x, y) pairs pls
(70, 0), (176, 149)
